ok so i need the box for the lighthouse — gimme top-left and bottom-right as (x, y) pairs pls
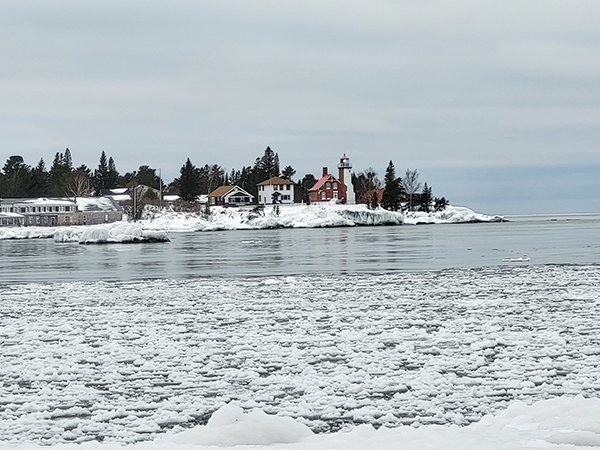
(338, 154), (355, 205)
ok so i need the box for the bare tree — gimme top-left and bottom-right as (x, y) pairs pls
(67, 166), (92, 197)
(401, 169), (422, 211)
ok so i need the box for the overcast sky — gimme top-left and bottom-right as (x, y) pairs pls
(1, 1), (599, 214)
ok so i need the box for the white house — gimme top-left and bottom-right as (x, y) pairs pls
(257, 176), (295, 204)
(207, 185), (254, 206)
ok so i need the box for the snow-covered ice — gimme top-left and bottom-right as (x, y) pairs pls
(140, 204), (502, 233)
(52, 222), (169, 244)
(0, 205), (502, 241)
(1, 265), (599, 447)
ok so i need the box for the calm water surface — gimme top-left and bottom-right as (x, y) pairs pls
(1, 214), (599, 283)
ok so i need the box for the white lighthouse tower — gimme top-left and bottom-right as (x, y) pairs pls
(338, 154), (355, 205)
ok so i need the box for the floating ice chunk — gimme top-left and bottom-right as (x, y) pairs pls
(168, 404), (313, 446)
(78, 222), (169, 244)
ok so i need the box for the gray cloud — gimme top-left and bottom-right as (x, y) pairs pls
(1, 0), (598, 213)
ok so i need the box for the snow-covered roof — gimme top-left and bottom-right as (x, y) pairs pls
(2, 197), (77, 206)
(0, 212), (24, 218)
(76, 197), (121, 212)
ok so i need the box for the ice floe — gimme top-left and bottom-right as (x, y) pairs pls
(1, 265), (599, 445)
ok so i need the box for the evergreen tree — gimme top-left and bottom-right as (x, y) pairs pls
(281, 165), (296, 181)
(420, 182), (433, 212)
(49, 149), (74, 196)
(178, 158), (201, 201)
(257, 146), (280, 181)
(30, 158), (49, 197)
(134, 165), (161, 190)
(93, 151), (110, 195)
(299, 174), (317, 203)
(2, 155), (31, 197)
(381, 160), (402, 211)
(107, 157), (120, 189)
(434, 197), (449, 211)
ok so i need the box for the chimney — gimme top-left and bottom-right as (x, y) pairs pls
(323, 167), (328, 176)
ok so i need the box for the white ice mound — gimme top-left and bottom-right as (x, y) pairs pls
(141, 204), (404, 232)
(77, 222), (169, 244)
(168, 404), (313, 446)
(0, 226), (56, 240)
(404, 206), (504, 225)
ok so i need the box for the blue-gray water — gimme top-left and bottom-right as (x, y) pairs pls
(1, 214), (599, 284)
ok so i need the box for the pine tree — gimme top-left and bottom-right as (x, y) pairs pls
(2, 155), (32, 197)
(381, 161), (402, 211)
(281, 165), (296, 181)
(107, 157), (119, 189)
(420, 182), (433, 212)
(30, 158), (49, 197)
(93, 151), (109, 195)
(178, 158), (201, 202)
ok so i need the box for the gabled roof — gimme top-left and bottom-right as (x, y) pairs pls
(257, 176), (295, 186)
(208, 185), (235, 198)
(309, 173), (342, 192)
(208, 185), (254, 198)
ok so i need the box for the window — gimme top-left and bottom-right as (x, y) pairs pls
(333, 182), (338, 190)
(326, 182), (330, 190)
(65, 216), (70, 223)
(321, 192), (326, 200)
(286, 185), (290, 190)
(244, 197), (249, 202)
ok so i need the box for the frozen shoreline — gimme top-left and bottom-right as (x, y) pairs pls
(0, 204), (502, 241)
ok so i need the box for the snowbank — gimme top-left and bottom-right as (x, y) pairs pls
(53, 222), (169, 244)
(404, 206), (504, 224)
(0, 226), (56, 240)
(0, 205), (502, 240)
(167, 404), (313, 446)
(1, 396), (599, 450)
(142, 204), (499, 233)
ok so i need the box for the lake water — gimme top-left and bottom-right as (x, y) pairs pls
(1, 213), (599, 284)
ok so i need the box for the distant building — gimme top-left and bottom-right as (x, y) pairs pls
(309, 154), (355, 204)
(0, 197), (123, 226)
(338, 154), (355, 205)
(309, 168), (346, 203)
(207, 186), (254, 206)
(257, 176), (296, 204)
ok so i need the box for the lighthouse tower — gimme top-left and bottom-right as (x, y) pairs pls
(338, 154), (355, 205)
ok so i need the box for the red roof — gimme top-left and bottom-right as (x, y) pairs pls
(309, 173), (342, 192)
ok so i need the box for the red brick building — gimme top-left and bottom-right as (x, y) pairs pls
(309, 167), (347, 203)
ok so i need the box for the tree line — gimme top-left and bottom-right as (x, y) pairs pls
(0, 148), (448, 212)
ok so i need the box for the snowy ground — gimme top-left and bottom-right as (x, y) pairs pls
(0, 204), (502, 241)
(2, 265), (599, 447)
(140, 204), (502, 233)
